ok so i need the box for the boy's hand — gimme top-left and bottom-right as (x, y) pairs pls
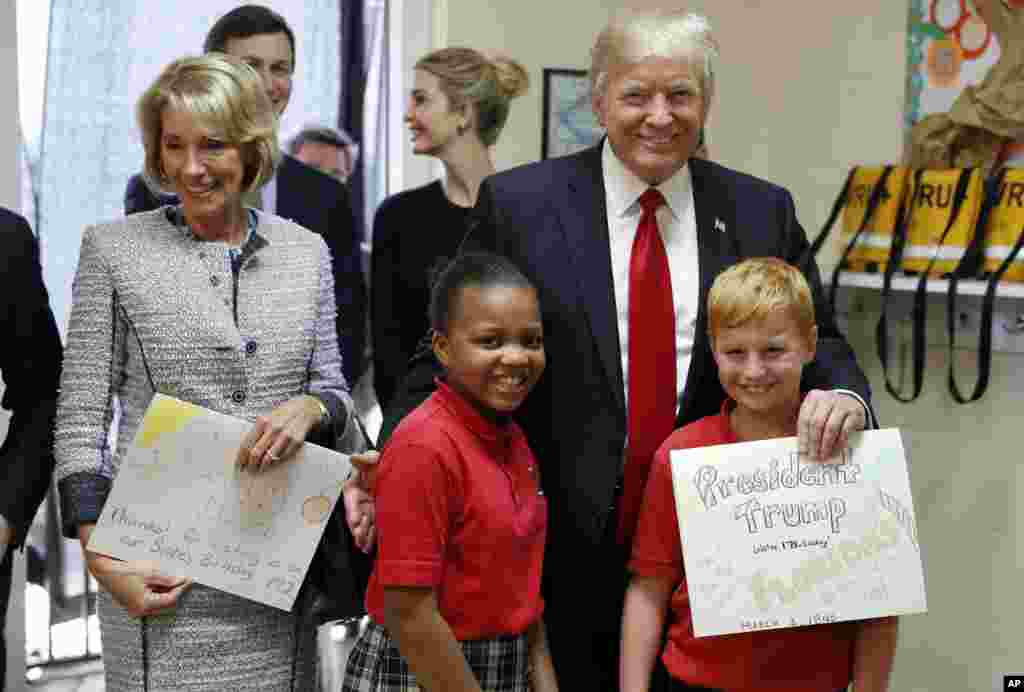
(798, 390), (866, 461)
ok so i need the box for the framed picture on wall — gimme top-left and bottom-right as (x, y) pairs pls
(541, 68), (604, 159)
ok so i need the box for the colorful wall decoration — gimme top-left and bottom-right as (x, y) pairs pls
(906, 0), (1024, 165)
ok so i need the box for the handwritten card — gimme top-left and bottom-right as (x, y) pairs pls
(670, 428), (926, 637)
(88, 394), (351, 611)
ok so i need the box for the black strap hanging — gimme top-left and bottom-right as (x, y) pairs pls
(810, 167), (858, 256)
(946, 168), (1024, 403)
(876, 168), (974, 403)
(825, 166), (896, 315)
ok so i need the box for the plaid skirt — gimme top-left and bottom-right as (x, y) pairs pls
(341, 620), (531, 692)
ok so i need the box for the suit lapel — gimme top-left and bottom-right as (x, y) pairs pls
(678, 158), (739, 422)
(558, 146), (626, 417)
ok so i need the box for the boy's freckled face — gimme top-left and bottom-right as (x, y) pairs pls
(711, 310), (816, 418)
(433, 284), (546, 421)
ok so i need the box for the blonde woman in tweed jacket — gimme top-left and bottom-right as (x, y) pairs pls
(54, 54), (357, 691)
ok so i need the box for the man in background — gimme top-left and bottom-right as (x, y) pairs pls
(290, 125), (360, 184)
(0, 207), (62, 691)
(124, 4), (367, 385)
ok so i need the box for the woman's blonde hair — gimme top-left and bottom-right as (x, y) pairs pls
(415, 47), (529, 147)
(590, 10), (718, 111)
(708, 258), (816, 342)
(138, 53), (279, 194)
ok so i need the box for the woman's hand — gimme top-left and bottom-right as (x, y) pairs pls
(236, 395), (325, 471)
(79, 524), (191, 618)
(86, 553), (192, 618)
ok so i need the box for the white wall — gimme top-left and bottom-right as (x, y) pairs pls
(673, 1), (907, 269)
(445, 1), (617, 173)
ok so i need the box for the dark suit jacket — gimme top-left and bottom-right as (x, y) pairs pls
(380, 145), (873, 688)
(0, 208), (63, 548)
(124, 155), (367, 385)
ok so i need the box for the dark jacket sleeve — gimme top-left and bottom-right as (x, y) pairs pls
(124, 174), (169, 215)
(370, 201), (401, 410)
(0, 210), (63, 547)
(324, 181), (367, 386)
(370, 197), (435, 412)
(277, 156), (367, 386)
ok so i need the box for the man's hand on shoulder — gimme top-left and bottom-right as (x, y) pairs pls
(797, 390), (868, 461)
(343, 451), (379, 553)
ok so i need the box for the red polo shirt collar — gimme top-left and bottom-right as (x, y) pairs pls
(433, 377), (520, 448)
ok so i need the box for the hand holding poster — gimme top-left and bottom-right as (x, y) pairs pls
(670, 428), (926, 637)
(88, 394), (351, 611)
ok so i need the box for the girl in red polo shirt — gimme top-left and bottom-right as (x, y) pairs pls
(343, 251), (558, 692)
(621, 258), (898, 692)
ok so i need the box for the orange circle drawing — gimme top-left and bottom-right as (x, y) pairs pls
(302, 495), (332, 525)
(926, 37), (963, 88)
(956, 14), (991, 59)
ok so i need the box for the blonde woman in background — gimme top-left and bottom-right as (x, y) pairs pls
(370, 48), (529, 417)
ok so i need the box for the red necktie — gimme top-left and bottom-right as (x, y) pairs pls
(618, 188), (677, 546)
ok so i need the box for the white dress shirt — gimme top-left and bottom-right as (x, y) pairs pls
(603, 140), (698, 412)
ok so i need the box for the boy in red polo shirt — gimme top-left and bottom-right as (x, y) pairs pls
(342, 251), (558, 692)
(620, 258), (898, 692)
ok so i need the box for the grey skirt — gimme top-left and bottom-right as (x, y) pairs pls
(97, 583), (316, 691)
(341, 619), (530, 692)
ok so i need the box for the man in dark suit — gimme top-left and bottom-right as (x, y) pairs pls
(369, 9), (876, 690)
(0, 208), (62, 690)
(124, 5), (367, 386)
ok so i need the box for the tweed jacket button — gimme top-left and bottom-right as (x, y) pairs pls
(245, 340), (258, 355)
(231, 390), (246, 404)
(210, 275), (221, 287)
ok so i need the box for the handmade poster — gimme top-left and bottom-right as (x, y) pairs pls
(670, 428), (926, 638)
(88, 394), (351, 611)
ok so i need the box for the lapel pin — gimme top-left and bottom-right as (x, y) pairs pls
(714, 218), (727, 233)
